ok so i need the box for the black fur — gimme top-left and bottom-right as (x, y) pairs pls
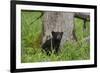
(42, 31), (63, 55)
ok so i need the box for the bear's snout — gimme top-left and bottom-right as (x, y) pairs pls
(57, 34), (61, 40)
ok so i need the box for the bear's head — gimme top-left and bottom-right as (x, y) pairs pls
(52, 31), (63, 41)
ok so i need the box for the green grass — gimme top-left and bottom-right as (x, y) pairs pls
(21, 10), (90, 63)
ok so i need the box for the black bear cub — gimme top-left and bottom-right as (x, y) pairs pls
(42, 31), (63, 55)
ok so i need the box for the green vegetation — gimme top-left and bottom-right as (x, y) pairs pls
(21, 10), (90, 63)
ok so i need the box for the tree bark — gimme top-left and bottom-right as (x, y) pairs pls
(42, 11), (75, 47)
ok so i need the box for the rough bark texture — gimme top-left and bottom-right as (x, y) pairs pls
(42, 11), (75, 47)
(74, 13), (90, 20)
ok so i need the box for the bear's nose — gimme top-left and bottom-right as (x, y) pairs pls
(57, 35), (61, 39)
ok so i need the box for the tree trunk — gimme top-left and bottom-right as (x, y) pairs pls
(42, 11), (75, 47)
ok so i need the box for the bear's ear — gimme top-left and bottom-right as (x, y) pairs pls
(52, 31), (55, 36)
(61, 32), (63, 35)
